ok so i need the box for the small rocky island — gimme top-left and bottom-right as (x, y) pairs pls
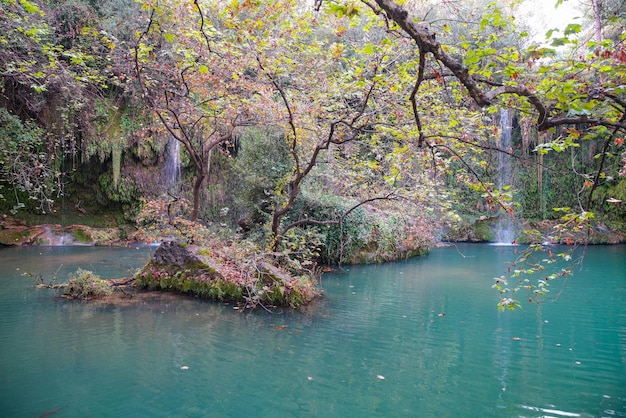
(33, 237), (323, 310)
(133, 241), (321, 309)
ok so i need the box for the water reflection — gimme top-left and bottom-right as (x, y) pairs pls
(0, 244), (625, 417)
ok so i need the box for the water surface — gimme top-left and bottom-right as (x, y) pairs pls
(0, 244), (624, 417)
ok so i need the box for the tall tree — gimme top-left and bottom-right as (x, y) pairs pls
(334, 0), (626, 307)
(133, 0), (261, 221)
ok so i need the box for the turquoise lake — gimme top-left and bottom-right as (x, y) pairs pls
(0, 244), (624, 417)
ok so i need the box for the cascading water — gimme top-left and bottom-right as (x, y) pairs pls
(38, 226), (77, 245)
(164, 135), (181, 191)
(494, 109), (515, 244)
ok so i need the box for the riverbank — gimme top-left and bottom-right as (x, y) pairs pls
(0, 215), (139, 247)
(442, 215), (626, 244)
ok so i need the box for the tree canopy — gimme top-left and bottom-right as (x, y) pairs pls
(1, 0), (625, 307)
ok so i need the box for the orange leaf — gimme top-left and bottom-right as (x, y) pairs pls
(567, 128), (581, 139)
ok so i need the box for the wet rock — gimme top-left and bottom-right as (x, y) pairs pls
(151, 241), (204, 267)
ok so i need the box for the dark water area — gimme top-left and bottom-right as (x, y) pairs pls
(0, 244), (624, 417)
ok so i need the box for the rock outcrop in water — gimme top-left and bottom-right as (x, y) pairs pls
(134, 240), (321, 309)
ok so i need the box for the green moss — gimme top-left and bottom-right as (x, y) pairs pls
(64, 269), (112, 299)
(0, 229), (30, 245)
(134, 261), (319, 308)
(70, 228), (93, 244)
(474, 221), (495, 242)
(135, 265), (240, 302)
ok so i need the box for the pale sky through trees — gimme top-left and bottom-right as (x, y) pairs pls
(518, 0), (580, 41)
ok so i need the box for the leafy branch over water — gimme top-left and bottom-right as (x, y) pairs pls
(494, 244), (574, 311)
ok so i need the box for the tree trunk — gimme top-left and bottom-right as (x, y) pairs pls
(591, 0), (603, 41)
(191, 171), (205, 222)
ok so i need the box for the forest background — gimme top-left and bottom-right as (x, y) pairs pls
(1, 0), (625, 306)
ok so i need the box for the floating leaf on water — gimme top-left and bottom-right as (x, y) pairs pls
(181, 366), (189, 370)
(376, 375), (385, 380)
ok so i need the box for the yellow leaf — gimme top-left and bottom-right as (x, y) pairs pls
(567, 127), (581, 139)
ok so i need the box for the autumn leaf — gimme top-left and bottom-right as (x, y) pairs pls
(566, 128), (581, 139)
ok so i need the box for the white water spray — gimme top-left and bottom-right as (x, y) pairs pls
(494, 109), (515, 244)
(164, 135), (181, 190)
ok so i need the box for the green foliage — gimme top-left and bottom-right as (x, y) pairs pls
(493, 243), (574, 311)
(283, 191), (364, 264)
(281, 187), (431, 265)
(0, 0), (624, 318)
(516, 155), (585, 221)
(0, 108), (60, 213)
(97, 172), (137, 205)
(231, 127), (293, 222)
(0, 0), (144, 220)
(135, 197), (210, 244)
(63, 268), (112, 299)
(590, 178), (626, 229)
(135, 255), (320, 309)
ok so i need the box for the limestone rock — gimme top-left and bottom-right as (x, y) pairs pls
(151, 241), (204, 267)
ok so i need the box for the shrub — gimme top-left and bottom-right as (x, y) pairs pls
(63, 269), (112, 299)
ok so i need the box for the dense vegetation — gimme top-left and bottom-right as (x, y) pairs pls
(2, 0), (625, 307)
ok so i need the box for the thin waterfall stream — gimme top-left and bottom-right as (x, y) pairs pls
(495, 109), (515, 244)
(164, 135), (181, 190)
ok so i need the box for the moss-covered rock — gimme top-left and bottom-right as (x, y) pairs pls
(441, 218), (496, 242)
(134, 241), (321, 309)
(0, 216), (37, 245)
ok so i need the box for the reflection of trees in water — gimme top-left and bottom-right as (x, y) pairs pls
(494, 313), (512, 397)
(9, 247), (152, 281)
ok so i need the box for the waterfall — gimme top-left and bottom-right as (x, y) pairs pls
(164, 135), (181, 190)
(494, 109), (515, 244)
(38, 226), (77, 245)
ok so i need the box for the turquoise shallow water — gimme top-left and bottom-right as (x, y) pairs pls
(0, 244), (624, 417)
